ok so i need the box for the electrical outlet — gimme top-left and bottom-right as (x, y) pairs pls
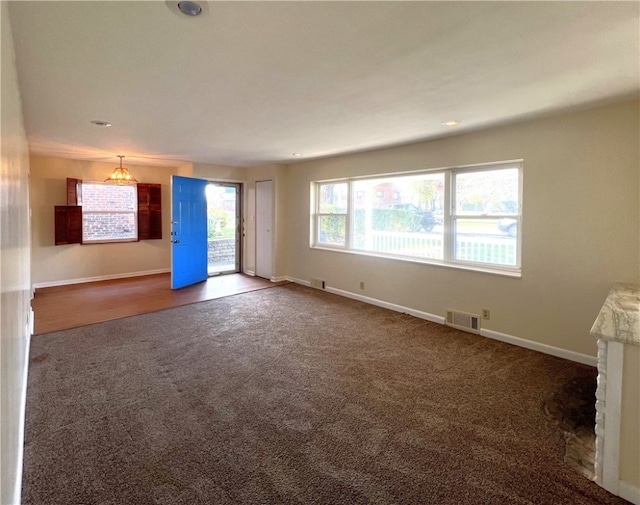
(482, 309), (490, 320)
(360, 281), (365, 290)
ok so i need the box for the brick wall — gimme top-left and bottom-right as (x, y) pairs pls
(82, 182), (137, 241)
(82, 183), (136, 211)
(83, 213), (136, 240)
(208, 238), (235, 263)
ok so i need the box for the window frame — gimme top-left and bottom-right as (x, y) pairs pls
(311, 160), (523, 277)
(80, 181), (139, 244)
(315, 181), (350, 249)
(54, 178), (162, 246)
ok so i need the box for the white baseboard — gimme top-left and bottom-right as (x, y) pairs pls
(33, 268), (171, 290)
(13, 330), (31, 505)
(326, 285), (445, 325)
(619, 480), (640, 505)
(288, 277), (310, 287)
(287, 277), (444, 324)
(286, 277), (595, 367)
(28, 307), (35, 336)
(481, 328), (596, 367)
(243, 269), (256, 277)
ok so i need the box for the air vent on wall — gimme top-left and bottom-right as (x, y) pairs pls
(446, 309), (480, 334)
(310, 277), (325, 289)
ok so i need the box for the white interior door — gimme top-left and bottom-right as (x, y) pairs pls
(255, 180), (273, 280)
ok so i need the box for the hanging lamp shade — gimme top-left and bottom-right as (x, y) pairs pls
(106, 155), (137, 184)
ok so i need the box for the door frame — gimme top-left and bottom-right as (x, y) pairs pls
(206, 181), (242, 276)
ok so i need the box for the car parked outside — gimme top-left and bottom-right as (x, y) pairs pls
(497, 218), (517, 237)
(382, 204), (437, 232)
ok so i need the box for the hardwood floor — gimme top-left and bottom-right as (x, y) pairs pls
(32, 273), (288, 334)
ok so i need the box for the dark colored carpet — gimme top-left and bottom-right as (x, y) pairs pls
(23, 284), (627, 505)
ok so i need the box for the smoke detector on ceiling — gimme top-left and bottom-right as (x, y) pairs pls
(166, 1), (208, 18)
(177, 1), (202, 16)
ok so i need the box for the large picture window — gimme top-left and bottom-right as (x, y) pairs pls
(312, 161), (522, 275)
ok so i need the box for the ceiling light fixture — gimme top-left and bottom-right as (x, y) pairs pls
(177, 1), (202, 16)
(292, 153), (303, 157)
(105, 155), (137, 185)
(90, 120), (112, 127)
(442, 120), (461, 127)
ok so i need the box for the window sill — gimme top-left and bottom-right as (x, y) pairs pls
(82, 238), (138, 245)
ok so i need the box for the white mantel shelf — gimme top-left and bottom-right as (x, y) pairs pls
(591, 283), (640, 346)
(590, 282), (640, 505)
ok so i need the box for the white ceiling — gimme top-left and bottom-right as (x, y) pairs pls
(7, 1), (639, 168)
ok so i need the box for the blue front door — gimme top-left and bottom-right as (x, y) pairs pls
(171, 175), (208, 289)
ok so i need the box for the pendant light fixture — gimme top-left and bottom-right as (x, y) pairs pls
(105, 155), (137, 185)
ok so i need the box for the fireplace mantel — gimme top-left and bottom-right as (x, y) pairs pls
(590, 282), (640, 504)
(591, 283), (640, 346)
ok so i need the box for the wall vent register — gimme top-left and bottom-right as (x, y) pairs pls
(446, 309), (480, 333)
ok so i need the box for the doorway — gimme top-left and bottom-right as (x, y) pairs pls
(255, 180), (273, 280)
(206, 182), (241, 276)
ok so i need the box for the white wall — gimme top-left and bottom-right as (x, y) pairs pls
(192, 162), (246, 182)
(30, 158), (249, 286)
(283, 100), (639, 359)
(30, 156), (176, 286)
(1, 3), (32, 503)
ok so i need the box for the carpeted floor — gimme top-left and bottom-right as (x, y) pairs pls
(23, 284), (626, 505)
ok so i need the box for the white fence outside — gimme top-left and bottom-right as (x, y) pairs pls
(356, 231), (516, 266)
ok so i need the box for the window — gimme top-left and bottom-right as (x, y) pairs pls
(317, 182), (348, 246)
(81, 182), (137, 243)
(452, 167), (520, 267)
(352, 172), (445, 260)
(55, 178), (162, 245)
(312, 161), (522, 275)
